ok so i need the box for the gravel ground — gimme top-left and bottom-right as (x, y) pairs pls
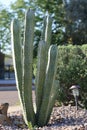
(0, 105), (87, 130)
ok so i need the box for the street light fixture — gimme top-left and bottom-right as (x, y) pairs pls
(70, 85), (80, 110)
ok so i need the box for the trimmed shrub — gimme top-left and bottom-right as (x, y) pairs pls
(56, 45), (87, 108)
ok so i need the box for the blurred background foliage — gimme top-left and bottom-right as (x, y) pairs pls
(56, 45), (87, 108)
(0, 0), (87, 54)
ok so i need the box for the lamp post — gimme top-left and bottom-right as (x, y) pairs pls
(70, 85), (80, 110)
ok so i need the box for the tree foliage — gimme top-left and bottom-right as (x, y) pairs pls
(33, 0), (66, 45)
(0, 0), (87, 53)
(64, 0), (87, 45)
(0, 5), (13, 53)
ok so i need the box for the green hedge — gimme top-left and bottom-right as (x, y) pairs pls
(56, 44), (87, 108)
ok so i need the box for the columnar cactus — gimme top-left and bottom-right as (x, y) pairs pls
(11, 9), (59, 127)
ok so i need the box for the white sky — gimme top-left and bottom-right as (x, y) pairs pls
(0, 0), (14, 7)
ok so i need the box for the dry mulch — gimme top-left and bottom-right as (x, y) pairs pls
(0, 105), (87, 130)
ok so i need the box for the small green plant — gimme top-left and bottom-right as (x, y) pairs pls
(11, 9), (59, 127)
(28, 122), (33, 130)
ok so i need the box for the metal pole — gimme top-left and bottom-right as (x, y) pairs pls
(75, 96), (78, 110)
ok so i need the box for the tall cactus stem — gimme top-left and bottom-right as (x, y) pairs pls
(41, 17), (46, 41)
(11, 19), (24, 108)
(46, 80), (60, 124)
(38, 45), (58, 126)
(36, 15), (52, 120)
(41, 15), (52, 62)
(23, 9), (35, 125)
(36, 40), (47, 119)
(45, 15), (52, 50)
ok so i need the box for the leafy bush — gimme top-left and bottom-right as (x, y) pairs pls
(56, 45), (87, 108)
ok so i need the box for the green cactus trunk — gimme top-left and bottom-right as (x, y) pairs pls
(11, 9), (35, 126)
(45, 80), (60, 124)
(11, 9), (59, 128)
(36, 14), (52, 119)
(41, 15), (52, 63)
(37, 45), (58, 126)
(35, 40), (47, 119)
(11, 19), (24, 109)
(23, 9), (35, 125)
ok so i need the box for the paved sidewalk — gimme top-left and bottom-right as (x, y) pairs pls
(0, 89), (35, 113)
(0, 79), (35, 113)
(8, 105), (22, 113)
(0, 90), (19, 106)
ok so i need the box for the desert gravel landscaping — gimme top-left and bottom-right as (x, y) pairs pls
(0, 105), (87, 130)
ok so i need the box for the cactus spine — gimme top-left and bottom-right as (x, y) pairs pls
(11, 9), (59, 127)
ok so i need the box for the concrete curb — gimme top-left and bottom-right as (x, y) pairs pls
(0, 87), (17, 91)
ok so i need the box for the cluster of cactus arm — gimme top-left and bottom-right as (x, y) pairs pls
(11, 9), (59, 127)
